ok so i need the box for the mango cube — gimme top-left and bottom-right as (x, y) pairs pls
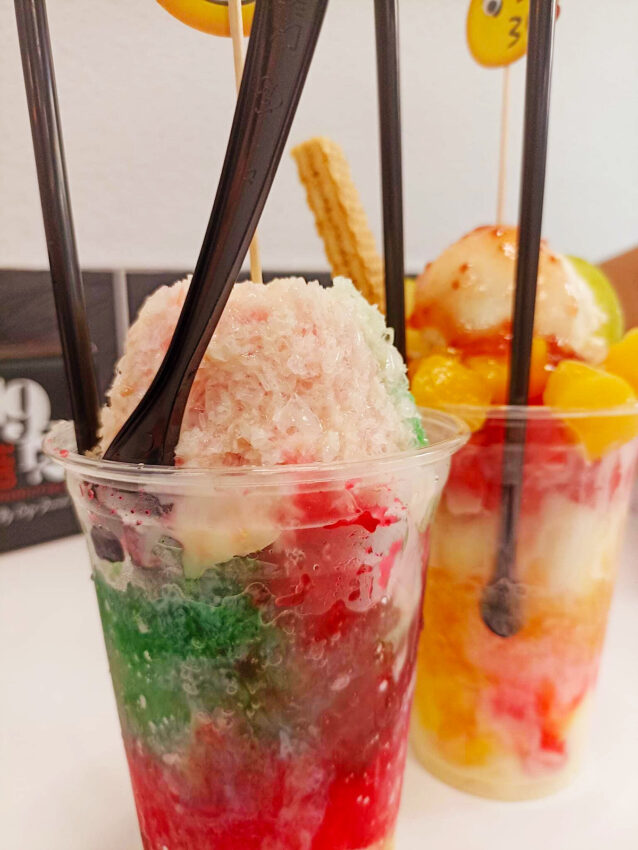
(411, 354), (491, 431)
(605, 329), (638, 395)
(465, 355), (509, 404)
(465, 338), (549, 405)
(543, 360), (638, 460)
(529, 337), (550, 400)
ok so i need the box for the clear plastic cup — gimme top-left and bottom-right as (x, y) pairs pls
(46, 412), (467, 850)
(411, 404), (638, 800)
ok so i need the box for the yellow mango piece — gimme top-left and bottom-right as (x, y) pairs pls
(414, 673), (495, 767)
(466, 338), (549, 404)
(529, 337), (550, 400)
(463, 734), (495, 767)
(466, 355), (509, 404)
(412, 354), (491, 431)
(407, 327), (449, 380)
(413, 674), (444, 732)
(605, 329), (638, 395)
(543, 360), (638, 460)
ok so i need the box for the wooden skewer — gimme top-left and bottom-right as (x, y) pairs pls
(496, 65), (511, 226)
(228, 0), (263, 283)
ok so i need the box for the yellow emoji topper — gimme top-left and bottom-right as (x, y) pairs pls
(155, 0), (255, 37)
(467, 0), (529, 68)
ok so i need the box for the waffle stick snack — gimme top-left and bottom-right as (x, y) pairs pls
(292, 137), (385, 312)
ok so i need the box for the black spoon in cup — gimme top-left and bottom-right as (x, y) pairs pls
(15, 0), (100, 453)
(105, 0), (330, 465)
(480, 0), (557, 638)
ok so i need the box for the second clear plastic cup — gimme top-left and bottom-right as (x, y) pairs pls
(411, 404), (638, 800)
(47, 411), (467, 850)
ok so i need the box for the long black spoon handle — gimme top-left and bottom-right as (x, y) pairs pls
(510, 0), (557, 406)
(374, 0), (406, 361)
(15, 0), (100, 453)
(105, 0), (330, 465)
(482, 0), (557, 639)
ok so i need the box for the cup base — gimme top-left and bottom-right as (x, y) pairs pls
(410, 717), (581, 801)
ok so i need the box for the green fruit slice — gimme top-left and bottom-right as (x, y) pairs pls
(568, 255), (625, 345)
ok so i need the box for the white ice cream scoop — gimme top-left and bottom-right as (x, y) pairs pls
(414, 226), (608, 364)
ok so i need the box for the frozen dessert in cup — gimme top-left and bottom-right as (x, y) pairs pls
(407, 227), (638, 799)
(47, 276), (467, 849)
(411, 403), (638, 800)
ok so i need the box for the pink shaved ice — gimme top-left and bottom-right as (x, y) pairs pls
(100, 277), (422, 468)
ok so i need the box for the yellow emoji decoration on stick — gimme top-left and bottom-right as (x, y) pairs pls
(467, 0), (559, 223)
(467, 0), (529, 68)
(156, 0), (255, 38)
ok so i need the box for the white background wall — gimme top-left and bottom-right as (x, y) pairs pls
(1, 0), (637, 275)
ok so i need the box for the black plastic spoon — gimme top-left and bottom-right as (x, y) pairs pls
(481, 0), (557, 638)
(105, 0), (330, 465)
(374, 0), (406, 361)
(15, 0), (100, 453)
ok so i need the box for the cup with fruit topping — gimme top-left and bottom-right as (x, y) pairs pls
(46, 411), (466, 849)
(406, 227), (638, 800)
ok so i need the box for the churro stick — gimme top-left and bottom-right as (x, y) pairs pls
(292, 137), (385, 312)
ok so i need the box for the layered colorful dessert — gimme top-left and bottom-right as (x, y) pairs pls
(57, 276), (463, 849)
(407, 227), (638, 799)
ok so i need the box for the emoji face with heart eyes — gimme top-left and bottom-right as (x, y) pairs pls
(467, 0), (529, 67)
(156, 0), (255, 37)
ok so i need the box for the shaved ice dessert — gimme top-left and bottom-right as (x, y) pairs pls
(100, 276), (424, 467)
(406, 227), (638, 799)
(48, 276), (466, 849)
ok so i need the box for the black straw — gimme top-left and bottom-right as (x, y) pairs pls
(15, 0), (99, 454)
(481, 0), (557, 638)
(374, 0), (406, 361)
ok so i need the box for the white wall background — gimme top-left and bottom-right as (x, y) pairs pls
(1, 0), (637, 275)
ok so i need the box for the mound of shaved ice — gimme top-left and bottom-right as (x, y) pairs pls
(100, 277), (424, 467)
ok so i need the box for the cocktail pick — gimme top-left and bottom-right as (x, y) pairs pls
(15, 0), (100, 454)
(374, 0), (406, 361)
(104, 0), (330, 465)
(228, 0), (262, 283)
(481, 0), (557, 638)
(496, 65), (511, 225)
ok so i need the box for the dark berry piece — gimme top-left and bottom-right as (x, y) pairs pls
(90, 526), (124, 563)
(93, 485), (170, 518)
(135, 493), (166, 517)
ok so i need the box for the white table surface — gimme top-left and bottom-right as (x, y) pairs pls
(2, 521), (637, 850)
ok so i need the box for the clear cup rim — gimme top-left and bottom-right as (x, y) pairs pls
(44, 411), (469, 489)
(435, 402), (638, 421)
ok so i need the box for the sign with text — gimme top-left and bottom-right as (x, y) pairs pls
(0, 358), (78, 552)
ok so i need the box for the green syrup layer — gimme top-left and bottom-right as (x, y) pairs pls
(411, 414), (427, 447)
(94, 560), (288, 753)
